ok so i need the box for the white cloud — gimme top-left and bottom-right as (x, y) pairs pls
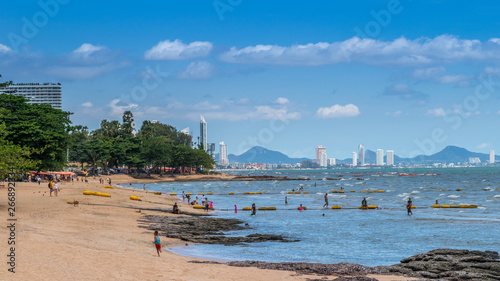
(255, 105), (301, 120)
(144, 39), (213, 60)
(465, 110), (480, 117)
(0, 44), (13, 54)
(177, 61), (214, 80)
(47, 62), (127, 80)
(276, 97), (289, 104)
(108, 99), (138, 117)
(413, 67), (471, 85)
(413, 67), (446, 79)
(73, 43), (104, 56)
(426, 108), (446, 117)
(167, 100), (220, 111)
(477, 142), (491, 149)
(386, 110), (403, 117)
(220, 35), (500, 66)
(316, 104), (360, 118)
(161, 98), (301, 121)
(81, 102), (93, 107)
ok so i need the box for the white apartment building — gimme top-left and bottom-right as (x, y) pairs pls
(386, 150), (394, 166)
(0, 83), (62, 109)
(376, 149), (384, 166)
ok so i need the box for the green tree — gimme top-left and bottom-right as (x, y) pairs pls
(300, 160), (320, 168)
(0, 94), (72, 170)
(68, 126), (90, 169)
(0, 123), (38, 177)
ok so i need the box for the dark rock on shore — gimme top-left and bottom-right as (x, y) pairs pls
(378, 249), (500, 281)
(225, 249), (499, 280)
(226, 261), (381, 276)
(138, 215), (298, 245)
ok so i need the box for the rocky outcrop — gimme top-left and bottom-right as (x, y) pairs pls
(378, 249), (500, 280)
(139, 215), (298, 245)
(226, 261), (380, 276)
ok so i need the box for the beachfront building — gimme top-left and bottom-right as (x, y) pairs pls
(316, 145), (326, 161)
(219, 142), (228, 165)
(376, 149), (384, 166)
(327, 158), (336, 166)
(200, 115), (207, 151)
(352, 152), (357, 166)
(0, 82), (62, 109)
(386, 150), (394, 166)
(358, 144), (365, 166)
(207, 143), (216, 160)
(319, 152), (327, 167)
(490, 150), (495, 164)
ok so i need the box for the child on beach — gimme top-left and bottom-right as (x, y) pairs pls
(154, 231), (162, 257)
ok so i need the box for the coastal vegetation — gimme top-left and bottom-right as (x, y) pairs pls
(0, 79), (214, 177)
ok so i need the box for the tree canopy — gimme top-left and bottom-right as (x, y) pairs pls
(1, 76), (214, 175)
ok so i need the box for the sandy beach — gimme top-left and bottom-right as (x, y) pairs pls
(0, 177), (416, 281)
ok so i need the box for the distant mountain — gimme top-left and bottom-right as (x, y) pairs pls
(218, 146), (310, 164)
(346, 146), (495, 165)
(216, 145), (496, 165)
(407, 145), (494, 164)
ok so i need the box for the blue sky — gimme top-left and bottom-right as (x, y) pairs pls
(2, 0), (500, 159)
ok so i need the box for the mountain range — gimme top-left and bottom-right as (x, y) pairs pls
(217, 145), (497, 165)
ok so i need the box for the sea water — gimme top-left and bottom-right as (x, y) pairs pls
(128, 167), (500, 266)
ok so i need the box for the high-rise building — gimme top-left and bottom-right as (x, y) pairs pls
(200, 115), (207, 151)
(386, 150), (394, 166)
(319, 152), (327, 167)
(327, 158), (336, 166)
(376, 149), (384, 166)
(207, 143), (215, 160)
(0, 83), (62, 109)
(358, 144), (365, 166)
(316, 145), (326, 162)
(219, 142), (228, 165)
(352, 152), (357, 166)
(490, 150), (495, 164)
(180, 127), (192, 147)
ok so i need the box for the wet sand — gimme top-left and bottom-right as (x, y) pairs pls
(0, 179), (416, 281)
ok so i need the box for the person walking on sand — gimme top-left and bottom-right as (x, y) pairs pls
(153, 231), (162, 257)
(323, 192), (329, 208)
(53, 181), (60, 196)
(49, 180), (54, 196)
(182, 191), (186, 201)
(407, 198), (413, 216)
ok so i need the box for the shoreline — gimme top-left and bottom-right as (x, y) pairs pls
(4, 180), (496, 280)
(105, 173), (305, 184)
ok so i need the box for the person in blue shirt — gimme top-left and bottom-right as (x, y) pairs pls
(154, 231), (162, 257)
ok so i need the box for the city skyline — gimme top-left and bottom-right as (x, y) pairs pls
(2, 1), (500, 159)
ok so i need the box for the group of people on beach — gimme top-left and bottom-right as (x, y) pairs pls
(181, 191), (213, 212)
(48, 180), (60, 196)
